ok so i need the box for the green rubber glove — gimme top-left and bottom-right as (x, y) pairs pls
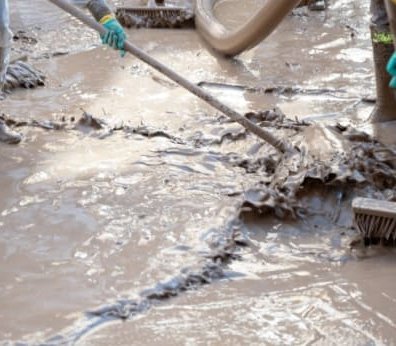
(101, 17), (126, 57)
(387, 52), (396, 88)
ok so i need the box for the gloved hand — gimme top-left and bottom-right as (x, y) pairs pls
(387, 52), (396, 88)
(100, 16), (126, 57)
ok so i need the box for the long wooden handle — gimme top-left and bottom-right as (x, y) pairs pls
(47, 0), (291, 153)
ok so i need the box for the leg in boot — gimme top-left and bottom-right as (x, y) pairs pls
(0, 0), (12, 96)
(0, 46), (9, 98)
(385, 0), (396, 87)
(369, 0), (396, 123)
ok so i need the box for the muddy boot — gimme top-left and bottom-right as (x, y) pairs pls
(0, 118), (22, 144)
(369, 25), (396, 123)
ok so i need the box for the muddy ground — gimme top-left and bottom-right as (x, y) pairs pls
(1, 0), (396, 345)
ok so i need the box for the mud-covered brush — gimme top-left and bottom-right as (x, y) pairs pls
(353, 198), (396, 244)
(116, 7), (195, 28)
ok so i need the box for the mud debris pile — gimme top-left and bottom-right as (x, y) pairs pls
(237, 126), (396, 220)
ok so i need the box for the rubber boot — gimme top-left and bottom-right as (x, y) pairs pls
(0, 47), (8, 93)
(369, 25), (396, 123)
(0, 0), (12, 95)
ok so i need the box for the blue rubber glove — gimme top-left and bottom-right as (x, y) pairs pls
(387, 52), (396, 88)
(100, 17), (126, 57)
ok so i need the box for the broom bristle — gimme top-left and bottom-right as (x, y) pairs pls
(116, 7), (194, 28)
(353, 198), (396, 244)
(118, 7), (189, 18)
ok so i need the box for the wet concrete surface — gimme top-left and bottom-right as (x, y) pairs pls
(1, 0), (396, 344)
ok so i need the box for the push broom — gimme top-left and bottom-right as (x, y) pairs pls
(47, 0), (290, 154)
(353, 198), (396, 244)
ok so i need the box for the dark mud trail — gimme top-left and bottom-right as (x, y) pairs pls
(1, 0), (396, 345)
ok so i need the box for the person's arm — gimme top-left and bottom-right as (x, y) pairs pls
(71, 0), (111, 19)
(72, 0), (126, 56)
(86, 0), (112, 21)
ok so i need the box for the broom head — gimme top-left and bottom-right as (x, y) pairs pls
(116, 7), (195, 28)
(353, 197), (396, 244)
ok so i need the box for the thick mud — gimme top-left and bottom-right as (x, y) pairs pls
(1, 0), (396, 345)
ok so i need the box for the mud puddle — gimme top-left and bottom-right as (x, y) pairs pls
(1, 0), (396, 345)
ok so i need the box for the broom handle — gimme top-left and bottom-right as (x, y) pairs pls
(48, 0), (290, 153)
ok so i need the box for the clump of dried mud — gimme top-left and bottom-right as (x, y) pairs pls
(3, 61), (45, 92)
